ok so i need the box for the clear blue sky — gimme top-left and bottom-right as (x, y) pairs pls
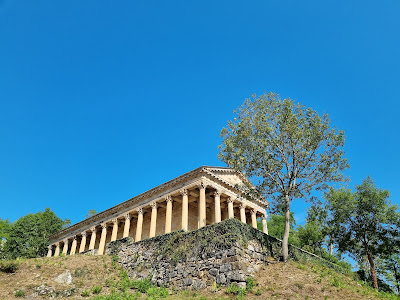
(1, 1), (399, 226)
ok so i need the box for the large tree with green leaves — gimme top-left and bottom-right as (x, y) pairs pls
(325, 177), (400, 290)
(218, 92), (349, 261)
(3, 208), (70, 259)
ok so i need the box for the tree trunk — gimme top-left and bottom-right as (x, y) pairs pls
(393, 263), (400, 294)
(282, 194), (290, 262)
(366, 250), (378, 289)
(329, 242), (333, 256)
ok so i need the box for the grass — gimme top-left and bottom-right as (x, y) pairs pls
(0, 260), (19, 273)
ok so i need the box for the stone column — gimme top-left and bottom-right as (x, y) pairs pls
(89, 227), (97, 250)
(111, 218), (119, 242)
(47, 246), (52, 257)
(98, 223), (108, 255)
(181, 189), (189, 231)
(239, 204), (247, 223)
(70, 236), (77, 255)
(123, 213), (130, 238)
(79, 232), (87, 253)
(261, 214), (268, 234)
(251, 209), (257, 229)
(54, 243), (60, 257)
(227, 197), (235, 219)
(62, 239), (69, 255)
(135, 208), (143, 242)
(165, 195), (173, 234)
(150, 201), (158, 238)
(214, 190), (221, 223)
(198, 182), (207, 228)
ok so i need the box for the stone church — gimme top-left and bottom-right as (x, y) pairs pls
(47, 166), (269, 257)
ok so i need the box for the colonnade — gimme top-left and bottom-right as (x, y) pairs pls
(47, 183), (268, 257)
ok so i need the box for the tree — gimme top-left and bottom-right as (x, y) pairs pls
(86, 209), (97, 219)
(376, 254), (400, 294)
(219, 92), (349, 261)
(0, 218), (11, 257)
(3, 208), (70, 259)
(326, 177), (400, 290)
(259, 213), (299, 245)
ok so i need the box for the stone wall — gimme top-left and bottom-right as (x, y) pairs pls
(106, 218), (346, 290)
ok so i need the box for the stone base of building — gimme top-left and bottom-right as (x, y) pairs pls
(106, 218), (344, 290)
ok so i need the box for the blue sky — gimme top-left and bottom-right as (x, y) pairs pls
(1, 1), (399, 226)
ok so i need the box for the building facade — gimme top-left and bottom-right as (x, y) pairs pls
(47, 166), (269, 257)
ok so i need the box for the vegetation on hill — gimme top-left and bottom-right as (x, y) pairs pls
(0, 254), (399, 299)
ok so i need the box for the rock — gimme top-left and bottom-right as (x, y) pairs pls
(227, 271), (246, 282)
(183, 277), (192, 286)
(192, 279), (205, 290)
(33, 284), (55, 296)
(54, 270), (73, 285)
(220, 264), (232, 273)
(216, 274), (226, 284)
(209, 268), (219, 276)
(236, 282), (246, 288)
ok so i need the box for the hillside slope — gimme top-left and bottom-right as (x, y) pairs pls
(0, 255), (397, 299)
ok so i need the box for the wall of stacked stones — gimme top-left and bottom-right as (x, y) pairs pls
(106, 218), (346, 290)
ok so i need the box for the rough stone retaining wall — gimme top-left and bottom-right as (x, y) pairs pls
(106, 218), (345, 290)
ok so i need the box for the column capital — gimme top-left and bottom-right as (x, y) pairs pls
(81, 231), (87, 237)
(250, 209), (257, 215)
(63, 238), (68, 243)
(213, 189), (222, 197)
(150, 201), (158, 209)
(90, 226), (96, 232)
(239, 203), (246, 209)
(180, 188), (188, 196)
(101, 222), (107, 229)
(136, 207), (144, 215)
(261, 214), (267, 220)
(48, 245), (52, 250)
(72, 235), (77, 240)
(227, 197), (235, 204)
(124, 213), (130, 220)
(165, 195), (173, 203)
(197, 181), (207, 190)
(112, 218), (118, 224)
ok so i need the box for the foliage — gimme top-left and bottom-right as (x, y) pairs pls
(0, 259), (19, 273)
(92, 285), (102, 294)
(2, 208), (70, 259)
(86, 209), (97, 219)
(376, 254), (400, 294)
(258, 213), (299, 245)
(226, 283), (247, 299)
(219, 92), (349, 261)
(326, 177), (400, 290)
(14, 290), (25, 297)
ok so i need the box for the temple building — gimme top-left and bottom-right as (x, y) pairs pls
(47, 166), (269, 257)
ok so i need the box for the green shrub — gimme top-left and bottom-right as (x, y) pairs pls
(246, 277), (256, 291)
(92, 285), (102, 294)
(0, 260), (19, 273)
(255, 288), (262, 296)
(145, 287), (168, 299)
(81, 290), (90, 297)
(226, 283), (247, 299)
(15, 290), (25, 297)
(131, 278), (153, 293)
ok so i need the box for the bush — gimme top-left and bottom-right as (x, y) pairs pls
(145, 287), (168, 299)
(81, 290), (90, 297)
(131, 278), (152, 293)
(92, 286), (102, 294)
(246, 276), (256, 291)
(15, 290), (25, 297)
(226, 283), (247, 299)
(0, 260), (19, 273)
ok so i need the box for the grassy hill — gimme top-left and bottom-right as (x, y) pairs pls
(0, 254), (398, 299)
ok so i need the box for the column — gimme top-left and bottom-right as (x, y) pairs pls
(165, 195), (173, 234)
(181, 189), (189, 231)
(149, 201), (158, 238)
(89, 227), (97, 250)
(47, 246), (53, 257)
(251, 209), (257, 229)
(214, 190), (221, 223)
(111, 218), (119, 241)
(62, 239), (69, 255)
(198, 182), (207, 228)
(70, 236), (77, 255)
(54, 243), (60, 257)
(123, 213), (130, 238)
(239, 204), (247, 223)
(227, 197), (235, 219)
(262, 214), (268, 234)
(98, 223), (108, 255)
(79, 232), (87, 253)
(135, 208), (144, 242)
